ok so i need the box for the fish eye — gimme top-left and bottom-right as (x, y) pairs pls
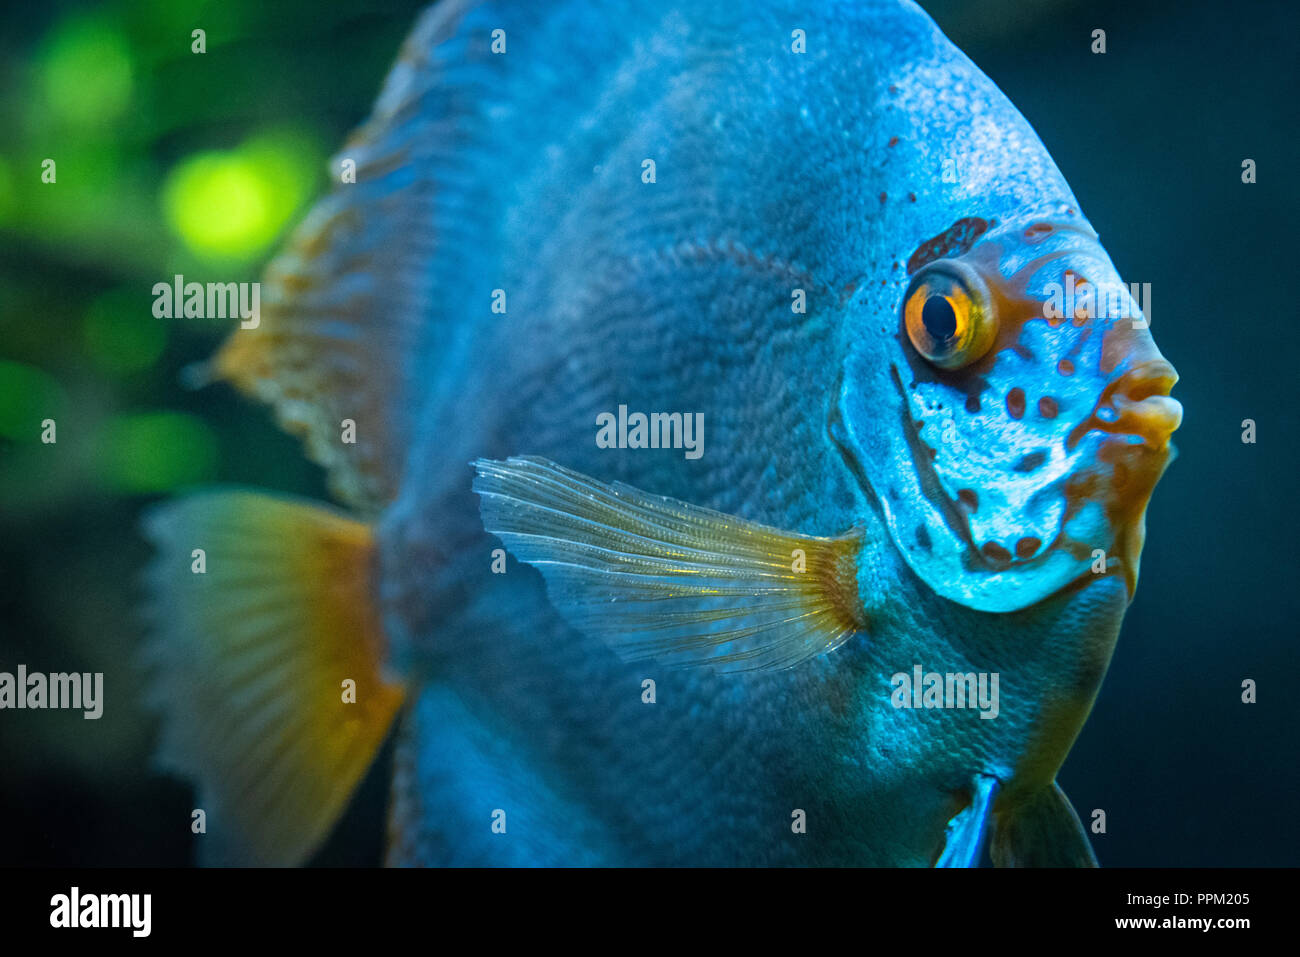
(902, 261), (997, 370)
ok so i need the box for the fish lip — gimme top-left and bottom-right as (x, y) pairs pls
(1112, 357), (1179, 400)
(1071, 358), (1183, 451)
(1113, 394), (1183, 446)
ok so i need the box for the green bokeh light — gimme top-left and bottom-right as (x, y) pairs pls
(41, 16), (134, 128)
(0, 360), (67, 442)
(162, 153), (271, 259)
(97, 411), (217, 493)
(162, 131), (318, 261)
(84, 288), (168, 375)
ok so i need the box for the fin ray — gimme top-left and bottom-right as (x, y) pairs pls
(936, 774), (1000, 867)
(991, 781), (1099, 867)
(205, 3), (497, 512)
(141, 490), (404, 865)
(474, 456), (867, 673)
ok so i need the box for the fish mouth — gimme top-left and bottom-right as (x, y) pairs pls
(1065, 358), (1182, 598)
(1084, 358), (1182, 451)
(983, 358), (1180, 600)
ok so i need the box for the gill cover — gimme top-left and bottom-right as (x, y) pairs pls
(837, 216), (1130, 613)
(836, 368), (1087, 614)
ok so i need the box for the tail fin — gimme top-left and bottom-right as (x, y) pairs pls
(140, 490), (404, 865)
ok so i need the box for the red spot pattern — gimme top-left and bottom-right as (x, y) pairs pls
(906, 217), (991, 275)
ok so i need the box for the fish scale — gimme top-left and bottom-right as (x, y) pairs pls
(142, 0), (1179, 867)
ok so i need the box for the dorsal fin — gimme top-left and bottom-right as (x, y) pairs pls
(207, 3), (489, 513)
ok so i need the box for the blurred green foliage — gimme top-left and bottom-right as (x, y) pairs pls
(1, 0), (425, 502)
(0, 0), (426, 865)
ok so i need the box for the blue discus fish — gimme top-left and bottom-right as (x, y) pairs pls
(143, 0), (1181, 866)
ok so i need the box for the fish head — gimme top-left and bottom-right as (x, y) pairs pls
(837, 214), (1181, 613)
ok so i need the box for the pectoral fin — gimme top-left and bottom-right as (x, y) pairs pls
(991, 781), (1099, 867)
(936, 774), (1000, 867)
(472, 457), (868, 673)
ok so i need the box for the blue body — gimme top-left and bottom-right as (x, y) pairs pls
(340, 0), (1167, 864)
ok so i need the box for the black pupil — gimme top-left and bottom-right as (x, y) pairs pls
(921, 295), (957, 342)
